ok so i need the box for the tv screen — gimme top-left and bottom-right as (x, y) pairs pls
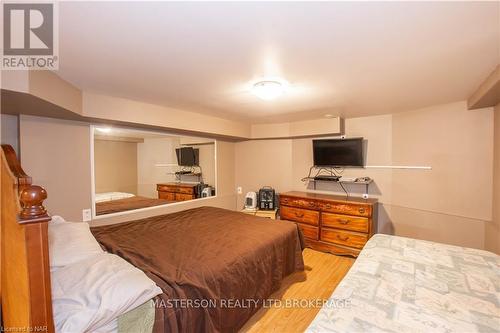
(175, 147), (199, 166)
(313, 138), (364, 167)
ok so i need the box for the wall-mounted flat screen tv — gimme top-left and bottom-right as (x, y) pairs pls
(175, 147), (199, 166)
(313, 138), (364, 167)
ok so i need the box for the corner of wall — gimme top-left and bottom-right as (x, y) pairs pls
(485, 102), (500, 254)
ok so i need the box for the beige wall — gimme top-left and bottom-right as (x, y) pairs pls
(485, 103), (500, 254)
(195, 143), (216, 186)
(250, 117), (342, 139)
(235, 114), (394, 208)
(19, 115), (92, 221)
(389, 102), (493, 248)
(17, 115), (236, 223)
(83, 92), (251, 139)
(94, 139), (138, 195)
(235, 101), (494, 249)
(29, 71), (83, 115)
(235, 139), (293, 208)
(137, 137), (178, 197)
(3, 72), (345, 141)
(15, 100), (496, 249)
(136, 137), (216, 198)
(1, 114), (19, 154)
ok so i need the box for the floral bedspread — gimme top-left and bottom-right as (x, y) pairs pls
(306, 234), (500, 333)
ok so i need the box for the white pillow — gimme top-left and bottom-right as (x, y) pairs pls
(51, 215), (68, 224)
(51, 252), (162, 333)
(48, 220), (104, 270)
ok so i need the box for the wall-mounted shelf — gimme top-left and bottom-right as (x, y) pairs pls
(301, 177), (373, 185)
(164, 165), (204, 183)
(302, 177), (372, 194)
(301, 166), (373, 197)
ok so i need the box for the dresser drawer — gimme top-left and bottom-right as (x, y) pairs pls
(280, 206), (319, 226)
(159, 191), (175, 201)
(319, 202), (371, 217)
(157, 184), (176, 192)
(320, 228), (368, 249)
(177, 186), (194, 194)
(322, 213), (369, 233)
(296, 224), (319, 240)
(280, 196), (318, 210)
(175, 193), (194, 201)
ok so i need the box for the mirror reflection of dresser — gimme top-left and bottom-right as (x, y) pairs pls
(92, 126), (216, 217)
(156, 183), (197, 201)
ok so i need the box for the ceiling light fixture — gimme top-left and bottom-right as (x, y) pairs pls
(252, 80), (286, 100)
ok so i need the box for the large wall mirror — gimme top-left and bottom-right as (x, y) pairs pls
(91, 126), (216, 217)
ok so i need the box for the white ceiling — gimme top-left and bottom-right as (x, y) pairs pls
(57, 1), (499, 123)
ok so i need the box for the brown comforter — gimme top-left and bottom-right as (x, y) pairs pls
(95, 196), (171, 215)
(91, 206), (304, 333)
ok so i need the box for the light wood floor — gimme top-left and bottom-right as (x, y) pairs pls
(240, 249), (354, 333)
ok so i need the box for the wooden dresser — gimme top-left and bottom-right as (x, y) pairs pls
(279, 191), (378, 257)
(157, 183), (197, 202)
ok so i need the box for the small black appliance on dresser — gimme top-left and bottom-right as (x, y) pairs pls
(258, 186), (275, 210)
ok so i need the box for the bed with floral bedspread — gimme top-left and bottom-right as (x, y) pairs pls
(307, 234), (500, 333)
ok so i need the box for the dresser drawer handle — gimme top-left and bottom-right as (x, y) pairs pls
(283, 199), (288, 203)
(325, 204), (332, 209)
(359, 208), (366, 214)
(336, 235), (349, 241)
(295, 212), (304, 218)
(308, 202), (315, 207)
(338, 219), (350, 225)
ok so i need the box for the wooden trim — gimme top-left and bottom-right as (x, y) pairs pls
(468, 65), (500, 110)
(1, 144), (54, 332)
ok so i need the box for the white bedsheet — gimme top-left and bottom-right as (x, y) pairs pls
(52, 253), (162, 333)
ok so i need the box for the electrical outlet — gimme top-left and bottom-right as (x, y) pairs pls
(82, 209), (92, 222)
(237, 186), (242, 194)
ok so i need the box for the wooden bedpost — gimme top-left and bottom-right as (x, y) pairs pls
(1, 145), (54, 332)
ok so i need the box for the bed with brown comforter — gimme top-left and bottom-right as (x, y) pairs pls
(95, 196), (171, 215)
(91, 206), (304, 333)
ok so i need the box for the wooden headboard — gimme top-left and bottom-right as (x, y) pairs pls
(1, 145), (54, 332)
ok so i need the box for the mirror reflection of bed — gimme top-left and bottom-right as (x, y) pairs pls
(93, 127), (216, 216)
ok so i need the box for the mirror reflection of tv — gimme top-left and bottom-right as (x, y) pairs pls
(313, 138), (364, 167)
(175, 147), (199, 166)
